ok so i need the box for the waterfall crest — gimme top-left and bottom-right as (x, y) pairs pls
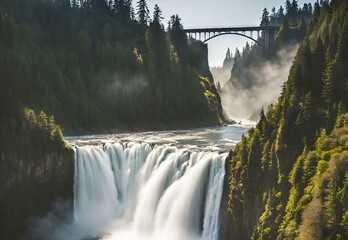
(74, 142), (226, 240)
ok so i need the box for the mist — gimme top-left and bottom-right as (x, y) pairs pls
(28, 199), (112, 240)
(210, 66), (232, 88)
(104, 73), (149, 102)
(216, 45), (299, 121)
(28, 200), (79, 240)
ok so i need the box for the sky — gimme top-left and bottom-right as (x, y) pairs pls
(146, 0), (316, 66)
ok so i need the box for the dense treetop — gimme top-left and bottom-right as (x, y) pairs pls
(0, 0), (223, 153)
(225, 1), (348, 239)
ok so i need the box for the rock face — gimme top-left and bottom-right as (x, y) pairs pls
(0, 148), (74, 239)
(192, 41), (226, 124)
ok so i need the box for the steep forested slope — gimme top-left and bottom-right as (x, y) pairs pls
(0, 0), (223, 148)
(0, 1), (224, 238)
(220, 1), (311, 120)
(222, 0), (348, 239)
(227, 0), (312, 88)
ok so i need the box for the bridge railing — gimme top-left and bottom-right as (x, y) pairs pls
(183, 25), (280, 32)
(184, 25), (263, 29)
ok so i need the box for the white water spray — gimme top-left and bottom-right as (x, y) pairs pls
(73, 142), (227, 240)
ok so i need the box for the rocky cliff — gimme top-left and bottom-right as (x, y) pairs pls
(0, 148), (74, 239)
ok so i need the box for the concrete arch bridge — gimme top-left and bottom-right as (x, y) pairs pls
(183, 25), (280, 51)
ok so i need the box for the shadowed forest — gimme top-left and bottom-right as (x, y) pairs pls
(0, 0), (224, 153)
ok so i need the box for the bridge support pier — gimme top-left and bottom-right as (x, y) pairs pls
(269, 29), (276, 51)
(264, 30), (270, 51)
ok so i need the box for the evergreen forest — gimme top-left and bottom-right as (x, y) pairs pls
(223, 0), (348, 239)
(0, 0), (223, 154)
(224, 0), (312, 95)
(1, 0), (348, 239)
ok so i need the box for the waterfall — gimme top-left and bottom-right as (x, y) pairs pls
(74, 146), (122, 233)
(73, 142), (227, 240)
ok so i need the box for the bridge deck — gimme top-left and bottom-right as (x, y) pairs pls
(184, 25), (280, 33)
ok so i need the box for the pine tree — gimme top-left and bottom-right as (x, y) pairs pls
(260, 8), (270, 26)
(114, 0), (131, 20)
(291, 0), (299, 11)
(223, 47), (233, 69)
(168, 14), (187, 63)
(285, 0), (292, 13)
(136, 0), (149, 25)
(153, 4), (163, 24)
(171, 15), (183, 30)
(234, 48), (242, 62)
(278, 5), (285, 22)
(226, 48), (231, 59)
(146, 4), (167, 69)
(243, 42), (251, 57)
(270, 7), (278, 25)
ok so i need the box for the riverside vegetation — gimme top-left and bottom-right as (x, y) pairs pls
(223, 0), (348, 239)
(0, 0), (223, 238)
(0, 0), (223, 153)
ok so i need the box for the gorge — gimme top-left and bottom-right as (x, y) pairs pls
(1, 0), (348, 240)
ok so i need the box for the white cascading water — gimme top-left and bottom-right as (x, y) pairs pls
(73, 142), (227, 240)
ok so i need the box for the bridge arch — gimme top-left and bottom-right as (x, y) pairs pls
(202, 32), (266, 50)
(184, 26), (280, 51)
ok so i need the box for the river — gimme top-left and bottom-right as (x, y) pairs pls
(66, 122), (254, 152)
(47, 122), (252, 240)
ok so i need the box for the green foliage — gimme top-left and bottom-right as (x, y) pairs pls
(262, 1), (313, 27)
(225, 1), (348, 239)
(260, 8), (270, 26)
(296, 119), (348, 239)
(152, 4), (163, 23)
(226, 1), (311, 99)
(317, 160), (329, 174)
(136, 0), (149, 25)
(0, 0), (222, 150)
(200, 76), (218, 112)
(22, 108), (68, 150)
